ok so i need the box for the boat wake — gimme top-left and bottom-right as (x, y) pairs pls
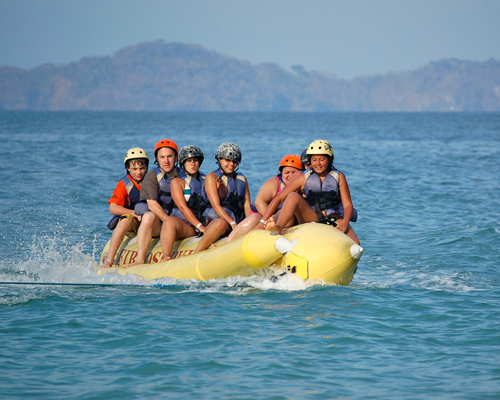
(0, 234), (324, 304)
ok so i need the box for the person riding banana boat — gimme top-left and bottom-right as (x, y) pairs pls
(102, 147), (149, 268)
(227, 154), (302, 242)
(196, 142), (253, 251)
(123, 139), (182, 267)
(260, 139), (360, 245)
(300, 148), (311, 171)
(159, 145), (209, 261)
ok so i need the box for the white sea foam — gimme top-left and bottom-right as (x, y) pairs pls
(0, 234), (142, 287)
(352, 257), (482, 292)
(0, 234), (328, 294)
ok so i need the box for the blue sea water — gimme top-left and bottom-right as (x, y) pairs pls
(1, 111), (499, 399)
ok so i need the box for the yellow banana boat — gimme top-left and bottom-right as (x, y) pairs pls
(99, 223), (364, 285)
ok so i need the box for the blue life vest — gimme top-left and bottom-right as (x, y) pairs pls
(303, 168), (357, 222)
(107, 175), (141, 230)
(135, 166), (182, 216)
(202, 168), (247, 223)
(170, 171), (207, 224)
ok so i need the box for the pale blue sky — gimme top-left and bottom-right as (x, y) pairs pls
(1, 0), (499, 79)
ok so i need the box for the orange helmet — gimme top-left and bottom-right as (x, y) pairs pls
(154, 139), (179, 157)
(279, 154), (301, 171)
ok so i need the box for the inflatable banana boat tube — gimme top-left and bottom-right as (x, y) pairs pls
(99, 223), (364, 285)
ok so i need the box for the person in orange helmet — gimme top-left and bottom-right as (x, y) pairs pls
(123, 139), (182, 267)
(254, 154), (302, 215)
(226, 154), (301, 242)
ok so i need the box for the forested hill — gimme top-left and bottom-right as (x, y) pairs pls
(1, 40), (500, 111)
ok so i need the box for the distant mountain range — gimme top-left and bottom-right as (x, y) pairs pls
(1, 40), (500, 111)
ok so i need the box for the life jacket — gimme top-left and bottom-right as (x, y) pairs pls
(170, 171), (207, 223)
(303, 168), (344, 218)
(202, 168), (247, 223)
(107, 175), (141, 230)
(135, 166), (182, 216)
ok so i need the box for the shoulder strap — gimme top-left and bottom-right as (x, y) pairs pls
(329, 169), (340, 183)
(303, 169), (314, 180)
(155, 167), (166, 183)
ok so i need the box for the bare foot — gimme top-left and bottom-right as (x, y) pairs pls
(101, 258), (113, 269)
(264, 217), (281, 233)
(161, 255), (172, 262)
(122, 260), (144, 269)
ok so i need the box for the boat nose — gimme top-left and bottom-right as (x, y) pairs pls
(274, 236), (297, 255)
(350, 244), (364, 259)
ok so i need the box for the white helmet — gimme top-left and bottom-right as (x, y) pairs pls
(124, 147), (150, 165)
(306, 140), (334, 158)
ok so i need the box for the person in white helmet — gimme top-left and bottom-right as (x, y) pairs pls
(123, 139), (182, 267)
(101, 147), (149, 268)
(261, 140), (360, 244)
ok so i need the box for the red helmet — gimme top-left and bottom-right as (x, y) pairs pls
(154, 139), (179, 157)
(279, 154), (301, 171)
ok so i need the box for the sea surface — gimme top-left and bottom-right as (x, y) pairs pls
(1, 112), (499, 399)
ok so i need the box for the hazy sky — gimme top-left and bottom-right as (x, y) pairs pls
(1, 0), (499, 79)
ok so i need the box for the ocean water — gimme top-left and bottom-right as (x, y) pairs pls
(1, 111), (499, 399)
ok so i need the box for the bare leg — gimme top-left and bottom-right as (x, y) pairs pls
(123, 211), (161, 267)
(160, 216), (196, 260)
(273, 210), (297, 228)
(195, 219), (228, 252)
(333, 217), (361, 245)
(266, 192), (318, 233)
(102, 217), (133, 268)
(265, 214), (296, 233)
(226, 213), (261, 242)
(345, 224), (360, 245)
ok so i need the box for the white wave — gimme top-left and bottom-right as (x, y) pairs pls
(0, 234), (331, 295)
(351, 256), (481, 292)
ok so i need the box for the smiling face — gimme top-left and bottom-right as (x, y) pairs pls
(156, 147), (177, 173)
(281, 166), (300, 185)
(183, 157), (200, 175)
(310, 154), (330, 175)
(219, 158), (238, 174)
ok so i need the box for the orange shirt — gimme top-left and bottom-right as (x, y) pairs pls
(108, 175), (141, 207)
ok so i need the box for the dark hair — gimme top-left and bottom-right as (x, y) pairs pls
(125, 158), (149, 170)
